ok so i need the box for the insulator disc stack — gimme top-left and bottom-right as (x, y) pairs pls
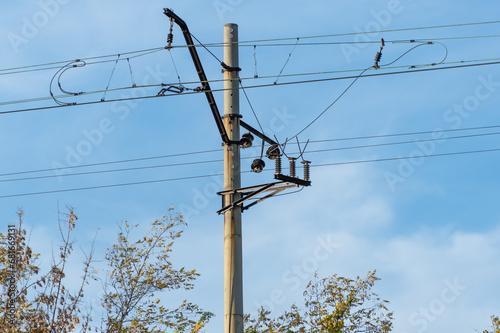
(275, 155), (282, 174)
(302, 160), (310, 181)
(289, 158), (296, 178)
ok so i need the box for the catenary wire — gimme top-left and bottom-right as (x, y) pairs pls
(2, 60), (500, 116)
(2, 56), (500, 108)
(1, 18), (499, 76)
(218, 35), (500, 47)
(232, 20), (500, 45)
(0, 17), (497, 74)
(0, 47), (166, 76)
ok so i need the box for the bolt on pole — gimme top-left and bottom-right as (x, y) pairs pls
(223, 23), (244, 333)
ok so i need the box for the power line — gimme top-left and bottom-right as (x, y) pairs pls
(2, 60), (500, 116)
(307, 124), (500, 143)
(1, 146), (499, 199)
(232, 20), (500, 45)
(312, 147), (500, 168)
(0, 125), (500, 177)
(0, 173), (225, 199)
(0, 159), (223, 183)
(0, 149), (221, 178)
(220, 35), (500, 47)
(3, 123), (499, 179)
(3, 130), (499, 183)
(304, 131), (500, 155)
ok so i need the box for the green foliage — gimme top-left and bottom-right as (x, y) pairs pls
(483, 315), (500, 333)
(244, 270), (393, 333)
(102, 207), (210, 332)
(0, 206), (211, 333)
(0, 209), (92, 333)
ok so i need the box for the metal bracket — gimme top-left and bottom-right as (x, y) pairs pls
(221, 63), (242, 72)
(217, 181), (299, 214)
(164, 8), (230, 144)
(222, 114), (243, 119)
(240, 120), (277, 146)
(274, 174), (311, 187)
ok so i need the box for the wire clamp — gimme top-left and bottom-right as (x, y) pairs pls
(157, 85), (185, 96)
(221, 62), (241, 73)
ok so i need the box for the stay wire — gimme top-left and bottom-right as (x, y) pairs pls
(239, 79), (267, 158)
(190, 33), (224, 65)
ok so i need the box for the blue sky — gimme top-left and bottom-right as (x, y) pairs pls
(1, 0), (500, 332)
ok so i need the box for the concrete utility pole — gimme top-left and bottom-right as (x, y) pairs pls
(223, 23), (243, 333)
(163, 10), (310, 332)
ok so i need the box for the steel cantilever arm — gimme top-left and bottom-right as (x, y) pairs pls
(164, 8), (230, 144)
